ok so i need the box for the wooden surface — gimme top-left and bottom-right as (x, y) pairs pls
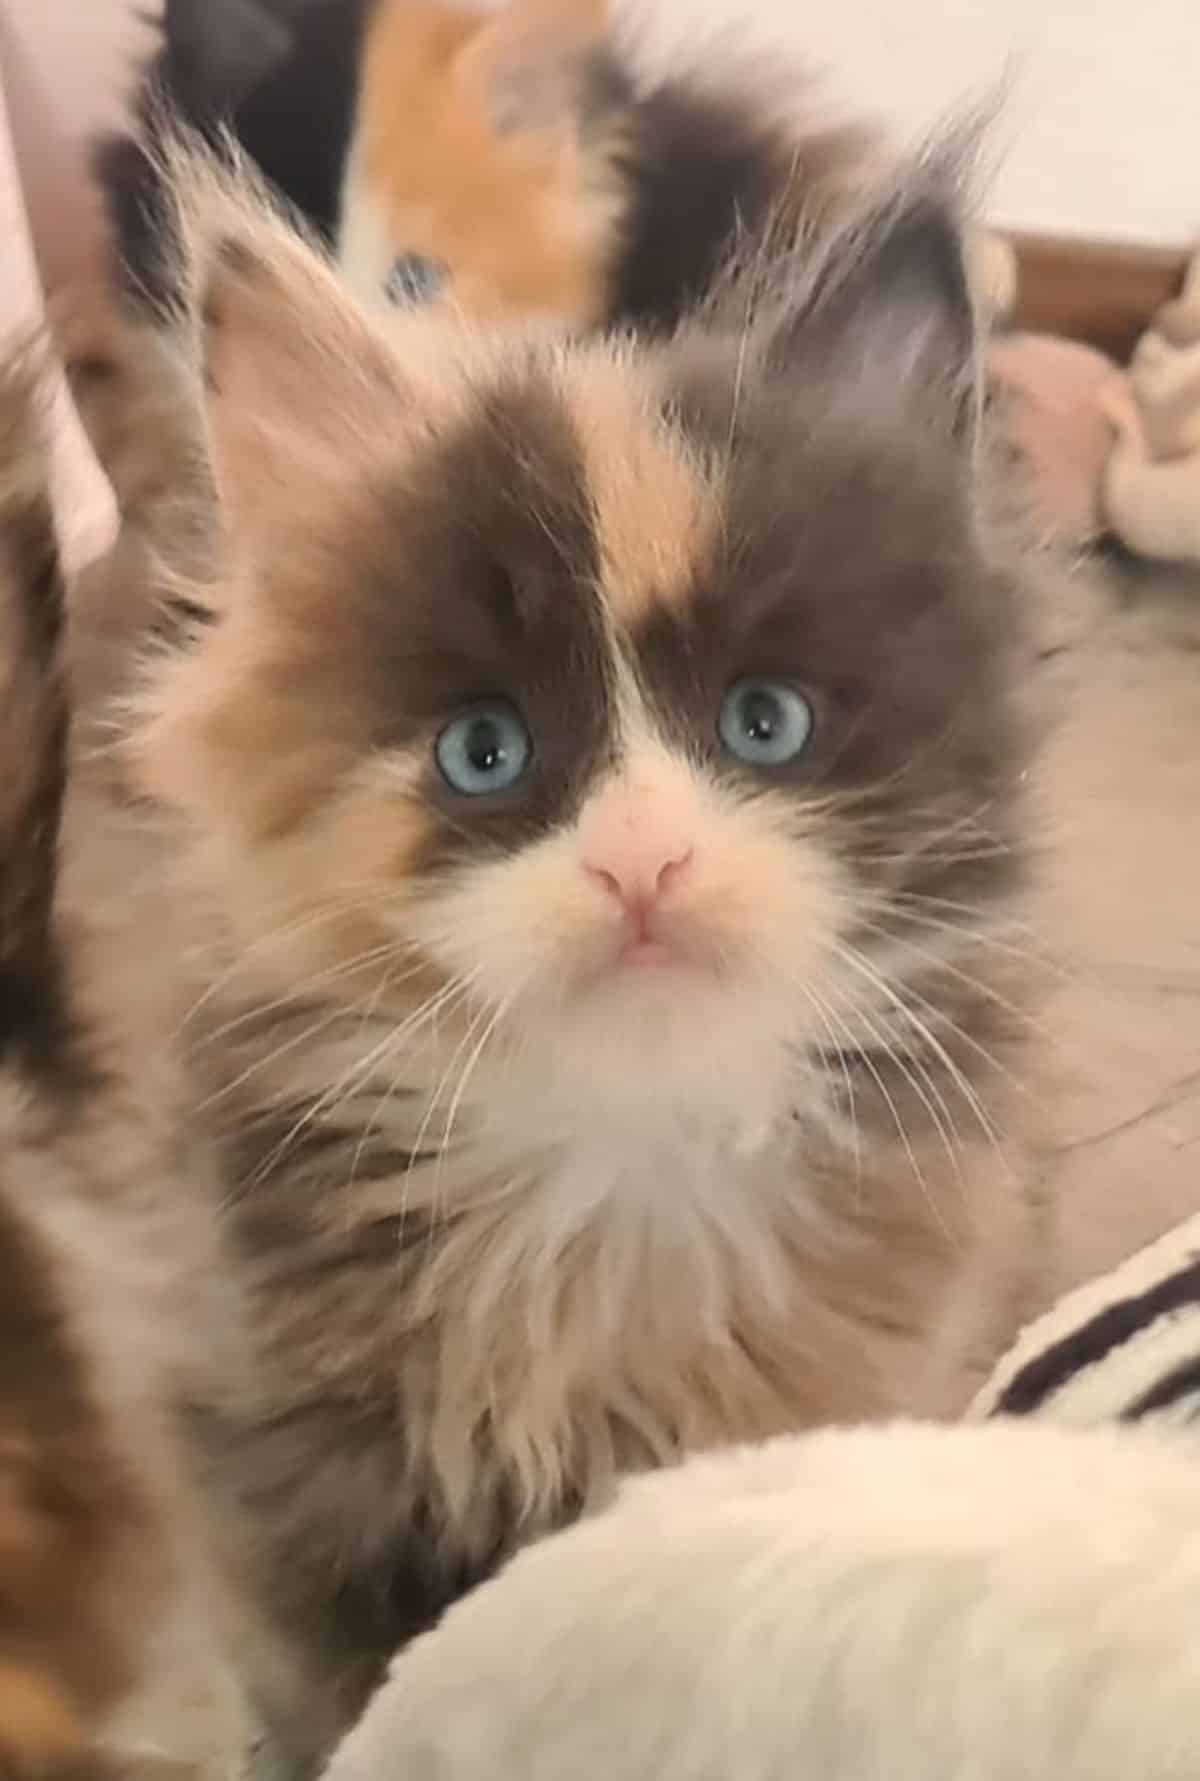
(1010, 231), (1190, 361)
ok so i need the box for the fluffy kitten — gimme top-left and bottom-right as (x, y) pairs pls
(0, 347), (176, 1781)
(322, 1419), (1200, 1781)
(85, 141), (1041, 1774)
(337, 0), (633, 326)
(98, 0), (873, 333)
(336, 0), (872, 327)
(100, 3), (1015, 350)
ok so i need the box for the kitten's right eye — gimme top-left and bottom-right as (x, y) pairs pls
(384, 253), (446, 307)
(718, 680), (814, 767)
(436, 704), (532, 797)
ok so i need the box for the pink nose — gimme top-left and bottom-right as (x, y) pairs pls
(583, 845), (694, 917)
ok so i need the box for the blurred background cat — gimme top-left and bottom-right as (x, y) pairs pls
(101, 0), (875, 330)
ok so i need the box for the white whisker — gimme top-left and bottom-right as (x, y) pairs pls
(829, 941), (1006, 1165)
(348, 973), (483, 1189)
(817, 974), (954, 1241)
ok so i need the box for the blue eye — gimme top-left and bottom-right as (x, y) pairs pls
(384, 253), (445, 307)
(718, 680), (813, 766)
(436, 704), (532, 796)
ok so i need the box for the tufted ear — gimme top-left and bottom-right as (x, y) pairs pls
(160, 139), (405, 531)
(761, 134), (986, 446)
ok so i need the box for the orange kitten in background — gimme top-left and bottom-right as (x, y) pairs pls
(337, 0), (874, 327)
(101, 0), (1010, 340)
(338, 0), (1010, 331)
(340, 0), (627, 324)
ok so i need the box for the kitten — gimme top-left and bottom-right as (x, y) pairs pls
(98, 0), (874, 333)
(99, 3), (1016, 349)
(336, 0), (632, 326)
(339, 0), (874, 329)
(85, 140), (1041, 1776)
(0, 346), (177, 1781)
(322, 1418), (1200, 1781)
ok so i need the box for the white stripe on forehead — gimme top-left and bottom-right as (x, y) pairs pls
(607, 642), (655, 759)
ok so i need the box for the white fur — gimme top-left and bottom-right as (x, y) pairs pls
(323, 1419), (1200, 1781)
(406, 737), (854, 1163)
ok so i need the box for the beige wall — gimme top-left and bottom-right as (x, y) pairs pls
(648, 0), (1198, 245)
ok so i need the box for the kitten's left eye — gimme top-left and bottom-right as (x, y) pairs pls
(718, 681), (813, 766)
(436, 704), (532, 796)
(384, 253), (446, 306)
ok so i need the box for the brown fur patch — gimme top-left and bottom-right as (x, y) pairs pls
(0, 348), (185, 1781)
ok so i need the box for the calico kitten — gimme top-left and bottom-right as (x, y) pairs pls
(336, 0), (631, 326)
(338, 1), (1013, 334)
(0, 347), (174, 1781)
(73, 134), (1046, 1778)
(99, 3), (1015, 351)
(98, 0), (873, 333)
(337, 0), (874, 328)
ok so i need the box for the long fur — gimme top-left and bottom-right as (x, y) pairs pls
(96, 0), (877, 331)
(322, 1417), (1200, 1781)
(67, 137), (1047, 1776)
(0, 334), (226, 1777)
(338, 0), (877, 327)
(0, 345), (167, 1780)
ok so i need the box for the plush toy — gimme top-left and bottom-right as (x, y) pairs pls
(1104, 246), (1200, 565)
(322, 1214), (1200, 1781)
(988, 327), (1127, 548)
(981, 233), (1200, 564)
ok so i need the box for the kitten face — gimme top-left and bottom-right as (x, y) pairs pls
(135, 150), (1022, 1169)
(94, 164), (1036, 1745)
(370, 358), (1010, 1148)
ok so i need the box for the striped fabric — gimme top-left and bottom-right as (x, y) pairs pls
(971, 1212), (1200, 1429)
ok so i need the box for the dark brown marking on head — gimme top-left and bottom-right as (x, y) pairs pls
(637, 174), (1025, 920)
(347, 365), (616, 865)
(640, 397), (1020, 897)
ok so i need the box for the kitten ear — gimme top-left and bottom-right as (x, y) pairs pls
(765, 132), (985, 441)
(454, 0), (631, 166)
(162, 138), (404, 520)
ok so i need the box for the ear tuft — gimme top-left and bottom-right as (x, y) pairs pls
(722, 113), (995, 444)
(139, 130), (405, 528)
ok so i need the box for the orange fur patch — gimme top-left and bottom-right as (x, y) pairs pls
(0, 1664), (87, 1779)
(566, 346), (723, 624)
(344, 0), (628, 322)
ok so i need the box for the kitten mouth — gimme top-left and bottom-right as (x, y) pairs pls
(617, 936), (678, 969)
(602, 910), (716, 977)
